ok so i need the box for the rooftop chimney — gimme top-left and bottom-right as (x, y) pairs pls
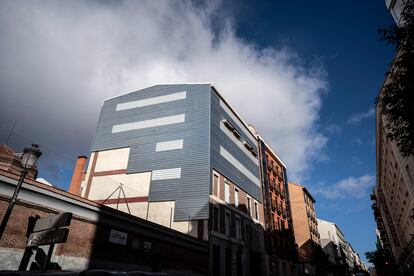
(69, 156), (87, 195)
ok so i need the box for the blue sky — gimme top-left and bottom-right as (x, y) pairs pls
(0, 0), (397, 264)
(224, 0), (395, 262)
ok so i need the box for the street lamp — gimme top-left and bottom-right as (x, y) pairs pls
(0, 144), (42, 239)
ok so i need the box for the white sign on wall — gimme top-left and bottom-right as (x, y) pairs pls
(109, 229), (128, 245)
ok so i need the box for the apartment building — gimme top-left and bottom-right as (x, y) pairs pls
(373, 101), (414, 273)
(258, 137), (297, 275)
(288, 182), (320, 274)
(371, 1), (414, 274)
(385, 0), (406, 25)
(72, 84), (266, 275)
(317, 219), (347, 267)
(317, 219), (367, 273)
(346, 243), (365, 272)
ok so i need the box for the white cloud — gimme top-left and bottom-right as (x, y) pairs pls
(348, 107), (375, 124)
(314, 175), (375, 199)
(0, 0), (327, 184)
(324, 123), (342, 135)
(351, 138), (363, 146)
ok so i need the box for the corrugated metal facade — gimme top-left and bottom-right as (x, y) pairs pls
(91, 84), (261, 221)
(210, 89), (262, 202)
(91, 84), (211, 221)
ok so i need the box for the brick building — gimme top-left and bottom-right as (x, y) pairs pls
(257, 136), (297, 275)
(0, 169), (208, 274)
(372, 84), (414, 273)
(288, 182), (320, 275)
(0, 145), (38, 180)
(371, 1), (414, 274)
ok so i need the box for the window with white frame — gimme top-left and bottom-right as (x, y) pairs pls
(212, 173), (219, 196)
(225, 181), (230, 203)
(234, 188), (239, 207)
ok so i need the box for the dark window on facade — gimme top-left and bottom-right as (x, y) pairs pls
(254, 202), (259, 219)
(225, 212), (231, 236)
(247, 197), (251, 215)
(213, 206), (219, 232)
(235, 217), (241, 239)
(213, 245), (220, 276)
(236, 251), (242, 276)
(225, 248), (232, 276)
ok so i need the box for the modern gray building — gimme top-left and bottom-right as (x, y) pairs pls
(74, 83), (266, 275)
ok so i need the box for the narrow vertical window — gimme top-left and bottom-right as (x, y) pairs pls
(213, 173), (219, 196)
(235, 217), (241, 239)
(213, 206), (219, 232)
(254, 201), (259, 220)
(235, 188), (239, 207)
(225, 181), (230, 203)
(225, 212), (231, 236)
(247, 196), (251, 216)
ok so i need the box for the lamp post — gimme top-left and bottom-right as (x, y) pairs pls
(0, 144), (42, 239)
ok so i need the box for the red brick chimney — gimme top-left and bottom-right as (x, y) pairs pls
(69, 156), (87, 195)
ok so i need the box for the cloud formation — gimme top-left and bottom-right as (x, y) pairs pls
(0, 0), (327, 185)
(314, 174), (375, 199)
(348, 107), (375, 124)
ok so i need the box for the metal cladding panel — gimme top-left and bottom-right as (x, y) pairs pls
(91, 84), (211, 221)
(210, 91), (262, 202)
(155, 139), (184, 152)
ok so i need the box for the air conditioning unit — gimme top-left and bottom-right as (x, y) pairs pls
(233, 129), (241, 139)
(243, 141), (253, 151)
(222, 119), (234, 131)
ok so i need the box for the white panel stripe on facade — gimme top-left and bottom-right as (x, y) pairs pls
(112, 114), (186, 133)
(151, 168), (182, 180)
(219, 146), (260, 186)
(219, 99), (257, 144)
(155, 139), (184, 152)
(220, 122), (258, 164)
(116, 91), (187, 111)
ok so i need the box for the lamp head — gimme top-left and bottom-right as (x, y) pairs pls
(21, 144), (42, 169)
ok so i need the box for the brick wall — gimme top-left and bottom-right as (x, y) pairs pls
(0, 195), (208, 273)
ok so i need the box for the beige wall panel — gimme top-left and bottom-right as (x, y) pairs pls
(94, 148), (130, 172)
(147, 201), (197, 237)
(87, 172), (151, 200)
(147, 201), (175, 228)
(106, 202), (148, 219)
(172, 220), (198, 238)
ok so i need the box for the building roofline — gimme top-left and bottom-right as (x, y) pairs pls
(317, 218), (334, 225)
(318, 218), (346, 237)
(303, 187), (316, 203)
(257, 135), (287, 169)
(101, 83), (258, 142)
(0, 168), (99, 206)
(210, 85), (258, 141)
(289, 182), (316, 203)
(0, 169), (209, 250)
(103, 83), (213, 102)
